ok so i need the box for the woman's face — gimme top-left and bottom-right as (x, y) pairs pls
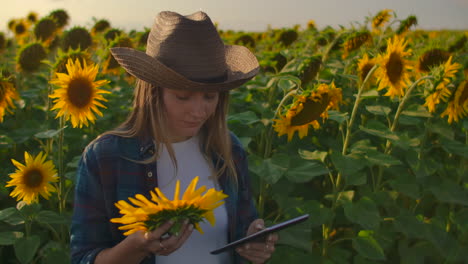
(162, 88), (219, 142)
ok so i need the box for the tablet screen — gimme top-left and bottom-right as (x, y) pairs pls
(210, 214), (309, 255)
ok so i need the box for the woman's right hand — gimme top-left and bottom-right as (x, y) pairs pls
(131, 219), (194, 257)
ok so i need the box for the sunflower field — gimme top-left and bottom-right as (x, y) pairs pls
(1, 8), (468, 264)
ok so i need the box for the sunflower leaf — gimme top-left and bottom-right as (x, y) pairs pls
(0, 231), (24, 245)
(14, 235), (40, 264)
(352, 230), (386, 261)
(343, 197), (380, 230)
(34, 127), (67, 139)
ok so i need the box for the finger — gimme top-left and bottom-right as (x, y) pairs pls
(247, 219), (265, 236)
(267, 233), (279, 243)
(161, 220), (190, 252)
(245, 242), (275, 254)
(147, 220), (174, 240)
(173, 222), (194, 249)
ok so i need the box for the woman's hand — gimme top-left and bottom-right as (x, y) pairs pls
(236, 219), (278, 264)
(132, 219), (194, 256)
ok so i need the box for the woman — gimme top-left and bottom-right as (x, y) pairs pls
(70, 11), (277, 264)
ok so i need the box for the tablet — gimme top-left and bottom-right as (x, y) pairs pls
(210, 214), (309, 255)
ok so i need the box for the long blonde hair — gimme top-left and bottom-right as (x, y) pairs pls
(103, 79), (238, 184)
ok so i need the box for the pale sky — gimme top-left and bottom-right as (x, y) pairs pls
(2, 0), (468, 33)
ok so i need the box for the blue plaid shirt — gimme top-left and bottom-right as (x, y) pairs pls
(70, 132), (258, 264)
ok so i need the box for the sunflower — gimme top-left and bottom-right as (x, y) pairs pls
(372, 9), (392, 32)
(273, 82), (342, 141)
(49, 9), (69, 29)
(375, 35), (413, 98)
(27, 11), (39, 24)
(6, 151), (58, 204)
(307, 20), (317, 31)
(62, 27), (93, 51)
(441, 80), (468, 124)
(91, 19), (111, 35)
(0, 32), (6, 52)
(423, 56), (461, 112)
(49, 58), (110, 128)
(16, 42), (47, 72)
(34, 17), (58, 44)
(357, 53), (376, 84)
(396, 15), (418, 35)
(111, 176), (228, 236)
(417, 48), (450, 73)
(0, 76), (19, 123)
(103, 36), (133, 75)
(12, 19), (30, 44)
(342, 31), (372, 59)
(53, 47), (93, 74)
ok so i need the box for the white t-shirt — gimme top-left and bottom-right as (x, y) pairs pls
(155, 135), (231, 264)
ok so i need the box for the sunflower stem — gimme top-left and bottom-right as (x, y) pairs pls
(342, 64), (378, 155)
(336, 65), (378, 189)
(375, 75), (433, 191)
(384, 75), (433, 154)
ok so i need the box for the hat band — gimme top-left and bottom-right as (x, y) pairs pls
(189, 70), (228, 83)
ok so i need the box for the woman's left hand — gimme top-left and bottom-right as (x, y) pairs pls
(236, 219), (278, 264)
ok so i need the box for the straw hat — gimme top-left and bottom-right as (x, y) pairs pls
(110, 11), (259, 91)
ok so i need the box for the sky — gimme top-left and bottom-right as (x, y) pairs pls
(1, 0), (468, 33)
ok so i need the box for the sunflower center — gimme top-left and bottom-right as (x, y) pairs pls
(360, 63), (374, 81)
(67, 77), (93, 108)
(15, 24), (26, 35)
(24, 169), (44, 188)
(290, 94), (330, 126)
(386, 52), (403, 85)
(418, 49), (450, 72)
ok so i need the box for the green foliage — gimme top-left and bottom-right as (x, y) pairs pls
(0, 8), (467, 264)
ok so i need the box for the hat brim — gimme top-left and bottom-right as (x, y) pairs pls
(109, 45), (259, 91)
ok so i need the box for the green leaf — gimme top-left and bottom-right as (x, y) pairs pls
(360, 89), (379, 99)
(330, 152), (366, 175)
(285, 158), (329, 183)
(34, 127), (67, 139)
(428, 179), (468, 206)
(343, 197), (380, 229)
(325, 191), (355, 205)
(439, 137), (468, 158)
(36, 211), (69, 225)
(365, 105), (391, 116)
(0, 207), (17, 221)
(14, 235), (40, 264)
(18, 202), (41, 218)
(427, 121), (454, 140)
(389, 174), (421, 199)
(345, 172), (367, 186)
(297, 200), (333, 227)
(0, 231), (23, 245)
(328, 110), (348, 124)
(401, 104), (432, 117)
(0, 207), (24, 225)
(276, 222), (312, 252)
(248, 154), (288, 184)
(298, 149), (328, 162)
(352, 231), (386, 260)
(362, 149), (402, 167)
(0, 134), (14, 149)
(359, 120), (399, 141)
(393, 212), (426, 239)
(227, 111), (259, 125)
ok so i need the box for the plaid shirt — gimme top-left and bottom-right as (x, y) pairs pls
(70, 132), (258, 264)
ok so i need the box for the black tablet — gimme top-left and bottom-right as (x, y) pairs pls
(210, 214), (309, 255)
